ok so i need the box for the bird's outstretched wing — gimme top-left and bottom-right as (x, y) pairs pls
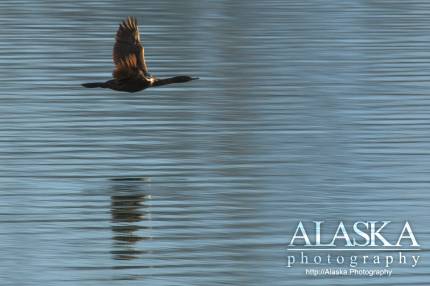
(113, 54), (142, 80)
(113, 17), (149, 75)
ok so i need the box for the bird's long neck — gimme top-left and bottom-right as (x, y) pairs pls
(153, 76), (197, 87)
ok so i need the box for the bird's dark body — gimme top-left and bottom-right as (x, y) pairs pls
(83, 76), (197, 93)
(82, 17), (198, 92)
(83, 79), (149, 93)
(109, 79), (147, 92)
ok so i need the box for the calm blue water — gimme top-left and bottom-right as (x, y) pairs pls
(0, 0), (429, 285)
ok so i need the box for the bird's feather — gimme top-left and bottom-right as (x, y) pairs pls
(113, 16), (149, 75)
(113, 54), (141, 80)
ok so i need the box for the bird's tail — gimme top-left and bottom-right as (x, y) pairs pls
(82, 82), (107, 88)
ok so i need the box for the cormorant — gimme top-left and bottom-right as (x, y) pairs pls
(82, 17), (198, 92)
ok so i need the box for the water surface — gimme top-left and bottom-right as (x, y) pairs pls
(0, 0), (429, 285)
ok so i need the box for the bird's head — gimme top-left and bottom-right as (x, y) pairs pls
(172, 76), (199, 83)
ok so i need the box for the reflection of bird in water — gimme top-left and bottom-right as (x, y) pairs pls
(111, 183), (148, 260)
(82, 17), (198, 92)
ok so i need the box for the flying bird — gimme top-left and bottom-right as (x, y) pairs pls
(82, 17), (198, 92)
